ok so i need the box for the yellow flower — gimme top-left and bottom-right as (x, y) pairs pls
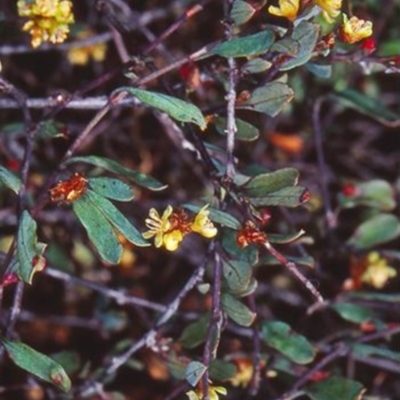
(143, 206), (173, 248)
(190, 205), (218, 239)
(268, 0), (300, 21)
(17, 0), (74, 47)
(186, 384), (227, 400)
(67, 29), (107, 65)
(361, 252), (397, 289)
(339, 14), (373, 44)
(314, 0), (342, 23)
(230, 358), (254, 388)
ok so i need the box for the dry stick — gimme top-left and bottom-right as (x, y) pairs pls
(312, 97), (336, 230)
(144, 0), (213, 54)
(77, 259), (208, 397)
(201, 251), (223, 400)
(264, 241), (324, 303)
(224, 17), (238, 180)
(44, 267), (168, 313)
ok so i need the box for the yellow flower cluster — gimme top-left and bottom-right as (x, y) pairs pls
(186, 383), (227, 400)
(339, 14), (373, 44)
(17, 0), (74, 48)
(361, 252), (397, 289)
(67, 29), (107, 65)
(143, 205), (217, 251)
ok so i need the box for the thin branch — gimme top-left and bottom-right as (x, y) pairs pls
(264, 241), (324, 303)
(248, 293), (261, 396)
(202, 250), (223, 400)
(312, 97), (336, 229)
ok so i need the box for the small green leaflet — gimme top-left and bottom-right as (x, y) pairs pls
(229, 0), (257, 25)
(185, 361), (207, 387)
(0, 165), (22, 194)
(0, 338), (71, 392)
(17, 211), (47, 284)
(261, 321), (316, 364)
(221, 293), (256, 327)
(211, 30), (274, 58)
(305, 376), (365, 400)
(115, 87), (206, 130)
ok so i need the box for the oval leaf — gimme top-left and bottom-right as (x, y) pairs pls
(0, 338), (71, 392)
(185, 361), (207, 387)
(238, 82), (294, 117)
(117, 87), (206, 129)
(280, 21), (320, 71)
(331, 303), (376, 324)
(72, 195), (123, 264)
(214, 117), (259, 141)
(211, 30), (274, 58)
(89, 177), (134, 201)
(221, 293), (256, 327)
(223, 260), (252, 293)
(0, 165), (22, 194)
(209, 359), (238, 381)
(17, 211), (47, 284)
(347, 213), (400, 249)
(250, 186), (309, 207)
(66, 156), (166, 191)
(242, 168), (299, 197)
(179, 314), (210, 349)
(229, 0), (257, 25)
(85, 190), (149, 247)
(261, 321), (316, 364)
(305, 376), (365, 400)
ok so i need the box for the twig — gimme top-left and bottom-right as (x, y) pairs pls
(248, 293), (261, 396)
(5, 282), (24, 338)
(264, 241), (324, 303)
(201, 250), (222, 400)
(312, 97), (336, 229)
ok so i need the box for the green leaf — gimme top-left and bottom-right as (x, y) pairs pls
(270, 37), (299, 56)
(237, 82), (294, 117)
(186, 361), (207, 387)
(116, 87), (206, 129)
(183, 203), (240, 229)
(214, 117), (259, 141)
(180, 314), (210, 349)
(242, 58), (272, 74)
(209, 359), (238, 381)
(268, 230), (305, 244)
(85, 190), (149, 247)
(0, 338), (71, 392)
(211, 30), (274, 58)
(221, 293), (256, 327)
(259, 255), (315, 269)
(350, 343), (400, 362)
(72, 195), (123, 264)
(223, 260), (252, 293)
(344, 291), (400, 303)
(339, 180), (396, 211)
(17, 211), (47, 284)
(229, 0), (257, 25)
(280, 21), (320, 71)
(242, 168), (299, 197)
(0, 165), (22, 194)
(347, 213), (400, 249)
(66, 156), (166, 191)
(331, 303), (376, 324)
(334, 88), (400, 126)
(305, 376), (364, 400)
(88, 177), (134, 202)
(261, 321), (316, 364)
(250, 186), (309, 207)
(167, 352), (187, 380)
